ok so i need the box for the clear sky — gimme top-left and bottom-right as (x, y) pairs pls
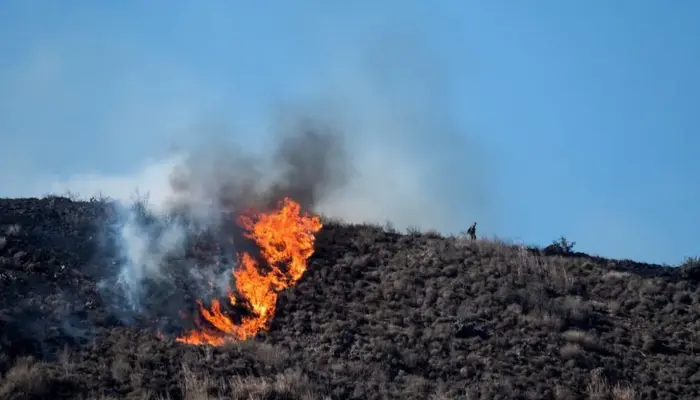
(1, 1), (698, 265)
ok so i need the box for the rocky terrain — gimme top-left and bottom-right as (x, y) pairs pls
(0, 196), (699, 400)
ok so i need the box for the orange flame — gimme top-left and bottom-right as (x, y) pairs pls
(175, 197), (322, 345)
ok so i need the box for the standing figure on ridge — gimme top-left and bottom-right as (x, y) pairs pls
(467, 222), (477, 240)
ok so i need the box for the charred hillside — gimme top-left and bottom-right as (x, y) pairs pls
(0, 197), (699, 400)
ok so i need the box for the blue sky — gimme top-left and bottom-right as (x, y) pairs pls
(0, 1), (698, 265)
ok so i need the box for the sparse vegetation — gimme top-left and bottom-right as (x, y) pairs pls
(680, 256), (700, 268)
(545, 235), (577, 255)
(0, 197), (699, 399)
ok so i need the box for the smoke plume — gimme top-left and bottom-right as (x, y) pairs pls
(92, 117), (350, 322)
(41, 39), (495, 324)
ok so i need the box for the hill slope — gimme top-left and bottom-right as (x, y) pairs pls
(0, 197), (698, 400)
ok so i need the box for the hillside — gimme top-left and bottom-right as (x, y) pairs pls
(0, 197), (699, 400)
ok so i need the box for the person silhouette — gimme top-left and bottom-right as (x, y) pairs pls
(467, 222), (477, 240)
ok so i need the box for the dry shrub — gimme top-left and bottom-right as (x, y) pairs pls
(553, 385), (575, 400)
(229, 369), (320, 400)
(586, 368), (637, 400)
(611, 384), (637, 400)
(224, 340), (287, 368)
(561, 296), (592, 319)
(57, 346), (74, 375)
(471, 237), (517, 255)
(602, 271), (631, 281)
(523, 310), (564, 330)
(178, 364), (322, 400)
(560, 343), (583, 360)
(545, 259), (575, 293)
(562, 329), (599, 351)
(110, 355), (131, 383)
(0, 356), (50, 400)
(180, 363), (213, 400)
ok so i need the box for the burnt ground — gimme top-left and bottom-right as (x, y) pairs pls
(0, 197), (699, 400)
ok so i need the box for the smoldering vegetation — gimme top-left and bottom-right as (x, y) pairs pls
(1, 196), (699, 400)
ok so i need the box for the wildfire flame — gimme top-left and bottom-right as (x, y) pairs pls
(175, 197), (322, 345)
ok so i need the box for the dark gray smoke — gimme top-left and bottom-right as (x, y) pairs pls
(266, 120), (350, 211)
(97, 117), (350, 321)
(168, 118), (349, 221)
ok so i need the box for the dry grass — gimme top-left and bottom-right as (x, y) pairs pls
(562, 329), (599, 350)
(222, 340), (287, 369)
(178, 364), (324, 400)
(0, 357), (50, 400)
(587, 368), (637, 400)
(228, 370), (319, 400)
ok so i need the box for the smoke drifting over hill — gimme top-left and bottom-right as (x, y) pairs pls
(37, 35), (495, 239)
(91, 120), (349, 324)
